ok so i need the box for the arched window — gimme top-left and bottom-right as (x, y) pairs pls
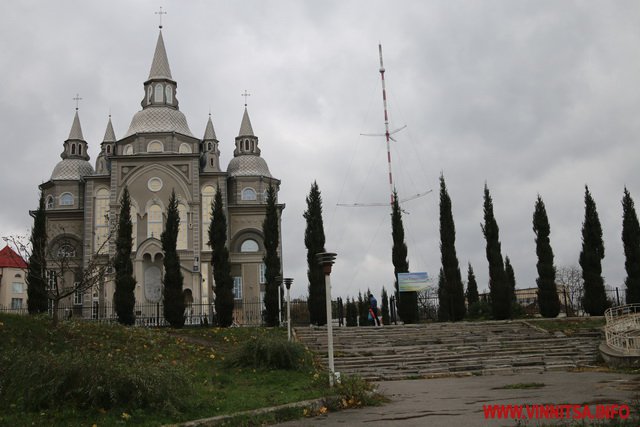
(208, 142), (212, 151)
(177, 204), (188, 250)
(165, 86), (173, 104)
(148, 204), (163, 239)
(46, 196), (54, 209)
(154, 83), (163, 103)
(179, 143), (192, 154)
(106, 145), (111, 154)
(94, 189), (110, 254)
(240, 239), (259, 252)
(210, 158), (214, 167)
(147, 140), (163, 153)
(57, 244), (76, 258)
(241, 188), (257, 201)
(78, 145), (82, 155)
(71, 144), (76, 155)
(130, 204), (138, 250)
(60, 193), (74, 206)
(244, 139), (249, 151)
(124, 145), (133, 155)
(147, 86), (152, 104)
(201, 185), (216, 248)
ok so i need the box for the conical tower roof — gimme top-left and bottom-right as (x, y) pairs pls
(67, 110), (85, 141)
(203, 115), (217, 140)
(103, 116), (116, 142)
(148, 30), (173, 80)
(238, 107), (254, 136)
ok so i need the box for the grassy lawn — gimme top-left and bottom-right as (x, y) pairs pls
(0, 313), (330, 426)
(526, 317), (605, 335)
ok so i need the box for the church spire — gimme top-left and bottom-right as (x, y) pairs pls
(148, 30), (173, 81)
(238, 107), (254, 137)
(68, 110), (84, 141)
(61, 110), (89, 161)
(234, 107), (260, 157)
(102, 115), (116, 142)
(203, 114), (217, 141)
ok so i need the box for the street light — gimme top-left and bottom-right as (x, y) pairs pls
(284, 278), (293, 341)
(275, 275), (283, 326)
(316, 252), (337, 387)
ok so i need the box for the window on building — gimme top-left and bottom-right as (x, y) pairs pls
(233, 277), (243, 300)
(46, 196), (54, 209)
(201, 185), (215, 248)
(165, 85), (173, 104)
(78, 145), (82, 155)
(147, 86), (152, 104)
(147, 140), (163, 153)
(46, 270), (57, 290)
(71, 144), (76, 155)
(259, 263), (266, 284)
(154, 83), (163, 103)
(12, 282), (24, 293)
(130, 205), (138, 250)
(178, 143), (192, 153)
(241, 188), (257, 201)
(57, 243), (76, 258)
(11, 298), (23, 310)
(124, 144), (133, 155)
(74, 284), (83, 306)
(240, 239), (259, 252)
(106, 145), (111, 154)
(177, 203), (188, 250)
(208, 142), (212, 151)
(94, 188), (110, 254)
(148, 204), (163, 239)
(60, 193), (74, 206)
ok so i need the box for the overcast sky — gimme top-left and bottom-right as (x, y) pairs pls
(1, 1), (639, 300)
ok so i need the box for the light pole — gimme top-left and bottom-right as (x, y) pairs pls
(316, 252), (337, 387)
(284, 278), (293, 341)
(275, 275), (283, 326)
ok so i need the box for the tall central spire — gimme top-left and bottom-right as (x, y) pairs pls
(148, 31), (173, 81)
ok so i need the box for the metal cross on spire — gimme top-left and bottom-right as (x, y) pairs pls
(73, 93), (83, 111)
(241, 90), (251, 107)
(155, 6), (167, 29)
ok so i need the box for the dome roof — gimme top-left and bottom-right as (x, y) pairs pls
(124, 107), (193, 138)
(51, 158), (95, 180)
(227, 155), (272, 178)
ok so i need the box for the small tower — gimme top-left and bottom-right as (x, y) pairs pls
(201, 114), (221, 172)
(141, 30), (178, 110)
(95, 116), (116, 175)
(60, 110), (90, 162)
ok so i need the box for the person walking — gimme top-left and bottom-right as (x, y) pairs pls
(369, 293), (381, 326)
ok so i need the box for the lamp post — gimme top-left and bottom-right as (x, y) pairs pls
(316, 252), (337, 387)
(275, 275), (283, 326)
(284, 278), (293, 341)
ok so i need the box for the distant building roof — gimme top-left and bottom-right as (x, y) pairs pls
(0, 245), (27, 269)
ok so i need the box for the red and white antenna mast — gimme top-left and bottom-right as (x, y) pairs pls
(378, 43), (395, 206)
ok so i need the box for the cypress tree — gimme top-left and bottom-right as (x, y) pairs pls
(162, 190), (185, 328)
(209, 187), (234, 327)
(304, 182), (326, 326)
(358, 291), (369, 326)
(27, 191), (48, 314)
(437, 268), (450, 322)
(481, 184), (511, 319)
(505, 256), (516, 303)
(533, 195), (560, 317)
(114, 187), (136, 325)
(262, 184), (281, 326)
(622, 188), (640, 304)
(381, 287), (390, 325)
(580, 186), (608, 316)
(466, 263), (479, 306)
(346, 297), (357, 326)
(392, 190), (417, 323)
(439, 174), (465, 320)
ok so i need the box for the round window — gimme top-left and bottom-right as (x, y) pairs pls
(148, 177), (163, 192)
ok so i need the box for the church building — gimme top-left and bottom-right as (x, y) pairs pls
(37, 29), (282, 324)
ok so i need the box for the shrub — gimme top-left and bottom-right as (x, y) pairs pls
(467, 301), (492, 320)
(329, 375), (387, 409)
(227, 335), (311, 370)
(0, 349), (191, 413)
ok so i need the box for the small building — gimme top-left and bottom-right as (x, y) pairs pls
(0, 245), (28, 311)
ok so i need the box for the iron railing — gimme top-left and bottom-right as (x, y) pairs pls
(604, 303), (640, 354)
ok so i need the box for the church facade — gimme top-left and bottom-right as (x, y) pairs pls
(38, 30), (282, 324)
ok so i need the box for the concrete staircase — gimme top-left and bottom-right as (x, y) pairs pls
(294, 321), (601, 381)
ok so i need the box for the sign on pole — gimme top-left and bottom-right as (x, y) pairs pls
(398, 272), (429, 292)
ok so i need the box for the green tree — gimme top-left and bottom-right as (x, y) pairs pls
(622, 188), (640, 304)
(262, 185), (281, 326)
(304, 182), (326, 326)
(381, 287), (390, 325)
(114, 187), (136, 325)
(437, 268), (450, 322)
(580, 186), (608, 316)
(439, 174), (465, 321)
(346, 297), (357, 327)
(466, 263), (479, 306)
(392, 190), (417, 323)
(533, 195), (560, 317)
(209, 187), (234, 327)
(505, 256), (516, 303)
(162, 190), (185, 328)
(358, 291), (369, 326)
(27, 191), (48, 314)
(481, 184), (511, 319)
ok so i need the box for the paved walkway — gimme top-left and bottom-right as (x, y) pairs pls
(273, 371), (640, 426)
